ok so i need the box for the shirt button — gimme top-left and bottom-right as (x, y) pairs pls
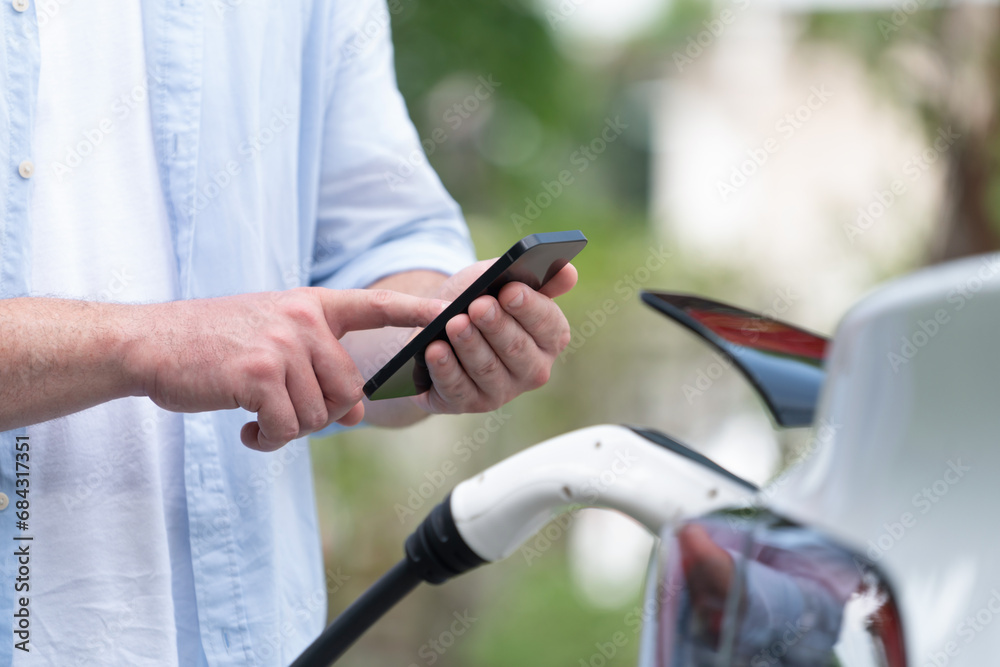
(18, 160), (34, 179)
(12, 0), (28, 13)
(0, 493), (8, 511)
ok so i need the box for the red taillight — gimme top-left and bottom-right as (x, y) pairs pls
(871, 591), (908, 667)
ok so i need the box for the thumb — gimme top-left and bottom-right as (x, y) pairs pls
(335, 401), (365, 427)
(319, 288), (449, 337)
(538, 263), (578, 299)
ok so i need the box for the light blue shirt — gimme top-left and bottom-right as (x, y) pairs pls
(0, 0), (475, 664)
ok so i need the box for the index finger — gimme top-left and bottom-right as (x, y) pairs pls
(318, 288), (449, 337)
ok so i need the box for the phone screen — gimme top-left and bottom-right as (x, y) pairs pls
(364, 231), (588, 400)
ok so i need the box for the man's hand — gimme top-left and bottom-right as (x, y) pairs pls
(125, 288), (445, 450)
(337, 260), (577, 427)
(412, 259), (577, 415)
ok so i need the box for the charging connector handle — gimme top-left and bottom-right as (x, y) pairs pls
(450, 424), (757, 563)
(405, 492), (486, 584)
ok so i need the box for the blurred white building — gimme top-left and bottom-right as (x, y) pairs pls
(648, 6), (945, 332)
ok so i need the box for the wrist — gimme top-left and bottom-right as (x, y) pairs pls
(117, 302), (165, 398)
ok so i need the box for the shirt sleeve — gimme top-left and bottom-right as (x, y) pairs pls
(309, 0), (477, 292)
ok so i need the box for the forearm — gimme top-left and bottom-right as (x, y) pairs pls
(340, 270), (449, 427)
(0, 298), (140, 431)
(0, 288), (448, 443)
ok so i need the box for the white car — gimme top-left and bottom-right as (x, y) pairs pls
(638, 253), (1000, 666)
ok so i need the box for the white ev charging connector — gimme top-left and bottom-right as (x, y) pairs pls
(450, 424), (755, 562)
(293, 424), (756, 666)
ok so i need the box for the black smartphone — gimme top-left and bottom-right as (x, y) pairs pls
(363, 230), (588, 400)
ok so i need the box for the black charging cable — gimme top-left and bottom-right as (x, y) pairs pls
(290, 494), (484, 666)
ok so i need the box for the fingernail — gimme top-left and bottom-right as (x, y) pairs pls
(508, 289), (525, 309)
(438, 348), (450, 365)
(480, 304), (497, 323)
(457, 323), (474, 340)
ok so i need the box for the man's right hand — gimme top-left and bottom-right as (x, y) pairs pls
(124, 288), (447, 451)
(0, 288), (442, 446)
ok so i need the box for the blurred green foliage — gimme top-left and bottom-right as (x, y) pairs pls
(457, 554), (643, 666)
(389, 0), (650, 226)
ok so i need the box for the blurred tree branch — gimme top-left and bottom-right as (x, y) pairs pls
(808, 4), (1000, 262)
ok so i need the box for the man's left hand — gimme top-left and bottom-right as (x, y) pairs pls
(412, 258), (577, 414)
